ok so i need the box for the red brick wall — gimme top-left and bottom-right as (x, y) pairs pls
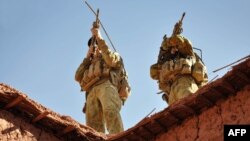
(156, 85), (250, 141)
(0, 110), (61, 141)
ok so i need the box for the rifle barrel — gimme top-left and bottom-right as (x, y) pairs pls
(180, 12), (185, 22)
(84, 0), (117, 52)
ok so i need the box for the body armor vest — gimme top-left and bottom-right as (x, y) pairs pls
(159, 56), (194, 83)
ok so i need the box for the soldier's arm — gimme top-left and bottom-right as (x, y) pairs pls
(75, 58), (91, 83)
(91, 27), (121, 68)
(97, 39), (121, 68)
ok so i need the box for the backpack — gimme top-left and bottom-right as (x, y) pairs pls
(191, 53), (208, 87)
(114, 58), (131, 103)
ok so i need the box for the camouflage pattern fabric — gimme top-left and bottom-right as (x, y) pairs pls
(85, 80), (123, 134)
(168, 76), (198, 104)
(75, 27), (130, 134)
(150, 13), (207, 105)
(75, 38), (128, 134)
(150, 35), (207, 105)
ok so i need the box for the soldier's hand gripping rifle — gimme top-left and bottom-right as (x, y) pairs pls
(172, 12), (185, 36)
(84, 0), (117, 52)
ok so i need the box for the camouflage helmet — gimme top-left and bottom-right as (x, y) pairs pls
(161, 35), (194, 56)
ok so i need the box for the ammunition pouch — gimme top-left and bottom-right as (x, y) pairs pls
(191, 60), (208, 85)
(150, 63), (160, 80)
(157, 56), (196, 94)
(87, 63), (95, 79)
(82, 70), (90, 85)
(110, 69), (131, 103)
(110, 70), (119, 87)
(180, 57), (193, 74)
(159, 57), (193, 82)
(80, 55), (131, 103)
(75, 58), (91, 83)
(118, 76), (130, 102)
(81, 58), (111, 91)
(93, 60), (102, 76)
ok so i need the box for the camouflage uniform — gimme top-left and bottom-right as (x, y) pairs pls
(85, 80), (123, 133)
(75, 29), (129, 134)
(150, 28), (208, 105)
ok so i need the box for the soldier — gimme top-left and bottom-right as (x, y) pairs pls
(75, 20), (130, 134)
(150, 13), (208, 105)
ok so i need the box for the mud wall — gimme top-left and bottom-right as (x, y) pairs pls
(0, 110), (61, 141)
(156, 85), (250, 141)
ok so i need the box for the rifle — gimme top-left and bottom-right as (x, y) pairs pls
(84, 0), (129, 80)
(89, 9), (99, 59)
(172, 12), (185, 36)
(84, 0), (117, 52)
(157, 13), (186, 64)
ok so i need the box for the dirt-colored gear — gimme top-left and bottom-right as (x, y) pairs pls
(161, 35), (194, 56)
